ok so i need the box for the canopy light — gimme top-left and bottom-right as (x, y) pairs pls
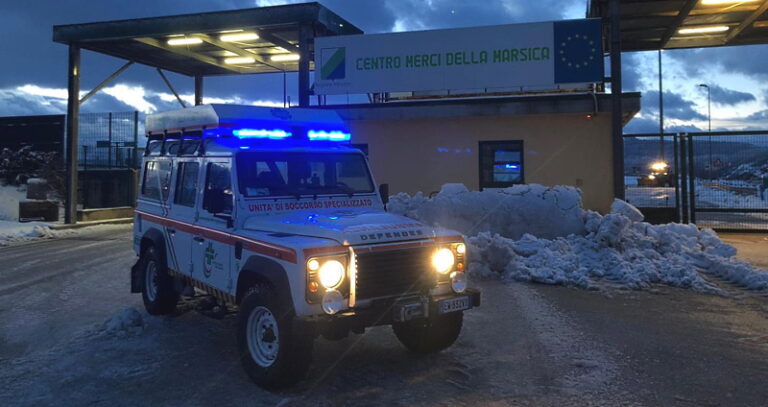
(220, 32), (259, 42)
(232, 128), (292, 139)
(224, 56), (256, 65)
(678, 26), (730, 34)
(271, 54), (300, 62)
(701, 0), (759, 4)
(167, 37), (203, 46)
(307, 130), (351, 141)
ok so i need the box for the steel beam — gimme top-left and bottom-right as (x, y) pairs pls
(65, 45), (81, 224)
(156, 69), (187, 108)
(725, 1), (768, 44)
(610, 0), (625, 200)
(195, 76), (204, 106)
(79, 61), (134, 105)
(659, 0), (698, 48)
(134, 37), (249, 74)
(298, 24), (312, 107)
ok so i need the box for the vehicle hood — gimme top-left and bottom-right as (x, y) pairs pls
(242, 210), (440, 245)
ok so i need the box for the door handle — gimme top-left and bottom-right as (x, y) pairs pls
(167, 228), (176, 235)
(193, 236), (204, 243)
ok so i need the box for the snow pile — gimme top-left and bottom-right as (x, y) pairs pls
(101, 307), (144, 336)
(389, 184), (585, 240)
(391, 184), (768, 293)
(0, 183), (56, 246)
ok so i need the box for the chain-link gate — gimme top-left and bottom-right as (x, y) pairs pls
(78, 111), (140, 170)
(625, 131), (768, 232)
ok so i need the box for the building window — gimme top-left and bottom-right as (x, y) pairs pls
(479, 141), (524, 189)
(174, 162), (199, 207)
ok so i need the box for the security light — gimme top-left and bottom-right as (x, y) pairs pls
(701, 0), (759, 4)
(224, 56), (256, 65)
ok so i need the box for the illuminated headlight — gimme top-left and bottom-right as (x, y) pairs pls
(456, 243), (466, 255)
(432, 248), (455, 274)
(318, 260), (345, 289)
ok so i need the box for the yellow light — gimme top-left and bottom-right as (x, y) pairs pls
(307, 259), (320, 271)
(220, 32), (259, 42)
(432, 248), (455, 274)
(678, 26), (730, 34)
(650, 161), (668, 172)
(648, 174), (656, 180)
(701, 0), (759, 4)
(224, 57), (256, 65)
(456, 243), (466, 255)
(167, 37), (203, 46)
(270, 54), (300, 62)
(318, 260), (345, 289)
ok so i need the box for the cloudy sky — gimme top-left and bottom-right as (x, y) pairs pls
(0, 0), (767, 133)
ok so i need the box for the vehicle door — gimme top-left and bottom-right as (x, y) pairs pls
(192, 160), (234, 293)
(169, 159), (201, 277)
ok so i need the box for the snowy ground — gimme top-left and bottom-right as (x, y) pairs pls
(0, 184), (56, 246)
(390, 184), (768, 294)
(2, 225), (768, 406)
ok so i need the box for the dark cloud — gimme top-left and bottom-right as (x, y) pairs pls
(642, 90), (707, 122)
(707, 85), (755, 106)
(621, 53), (646, 92)
(665, 44), (768, 80)
(747, 110), (768, 120)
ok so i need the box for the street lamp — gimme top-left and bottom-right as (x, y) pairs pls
(698, 83), (712, 179)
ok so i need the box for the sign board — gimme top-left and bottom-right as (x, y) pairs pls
(314, 19), (603, 95)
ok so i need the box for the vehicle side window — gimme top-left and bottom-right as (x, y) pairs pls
(202, 162), (233, 215)
(141, 160), (172, 201)
(141, 161), (161, 200)
(174, 162), (199, 207)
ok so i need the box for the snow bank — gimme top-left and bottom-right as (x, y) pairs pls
(0, 220), (52, 246)
(391, 184), (768, 293)
(389, 183), (585, 240)
(101, 307), (144, 336)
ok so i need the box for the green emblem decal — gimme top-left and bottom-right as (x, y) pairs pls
(204, 242), (217, 278)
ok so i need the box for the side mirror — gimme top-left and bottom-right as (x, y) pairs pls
(378, 183), (389, 206)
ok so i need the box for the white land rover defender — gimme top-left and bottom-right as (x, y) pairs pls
(130, 104), (481, 388)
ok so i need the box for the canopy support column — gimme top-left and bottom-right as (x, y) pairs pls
(65, 44), (81, 224)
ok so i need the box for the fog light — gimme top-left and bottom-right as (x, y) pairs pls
(322, 290), (344, 315)
(450, 271), (467, 293)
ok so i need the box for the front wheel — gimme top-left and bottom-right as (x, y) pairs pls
(392, 311), (463, 354)
(237, 284), (313, 389)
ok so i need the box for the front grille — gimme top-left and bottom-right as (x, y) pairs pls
(355, 246), (437, 300)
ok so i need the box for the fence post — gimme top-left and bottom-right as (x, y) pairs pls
(108, 112), (112, 168)
(673, 133), (681, 222)
(687, 133), (696, 224)
(679, 135), (689, 223)
(133, 111), (139, 169)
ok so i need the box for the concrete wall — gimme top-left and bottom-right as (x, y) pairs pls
(348, 113), (614, 213)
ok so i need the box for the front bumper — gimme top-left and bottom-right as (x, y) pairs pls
(295, 289), (481, 339)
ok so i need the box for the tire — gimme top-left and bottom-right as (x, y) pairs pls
(237, 283), (313, 389)
(392, 311), (463, 354)
(140, 245), (178, 315)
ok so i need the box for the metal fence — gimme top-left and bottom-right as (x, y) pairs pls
(78, 111), (141, 170)
(624, 131), (768, 232)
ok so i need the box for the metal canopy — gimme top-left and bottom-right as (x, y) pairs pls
(589, 0), (768, 51)
(52, 2), (363, 76)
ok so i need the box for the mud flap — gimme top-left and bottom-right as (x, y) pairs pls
(130, 258), (142, 293)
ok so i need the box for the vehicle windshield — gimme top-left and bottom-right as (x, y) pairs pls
(237, 151), (375, 197)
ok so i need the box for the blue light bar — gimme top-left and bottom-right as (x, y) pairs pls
(232, 128), (292, 139)
(307, 130), (351, 141)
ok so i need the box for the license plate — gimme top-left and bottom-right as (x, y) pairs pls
(438, 296), (470, 314)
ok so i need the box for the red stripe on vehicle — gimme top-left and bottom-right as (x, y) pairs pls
(136, 210), (297, 263)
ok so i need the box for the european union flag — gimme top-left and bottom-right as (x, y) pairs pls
(553, 19), (603, 85)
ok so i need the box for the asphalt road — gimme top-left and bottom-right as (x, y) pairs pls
(1, 226), (768, 406)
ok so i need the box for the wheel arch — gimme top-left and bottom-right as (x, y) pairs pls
(236, 255), (293, 309)
(131, 227), (167, 293)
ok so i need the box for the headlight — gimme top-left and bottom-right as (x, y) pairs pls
(318, 260), (345, 289)
(432, 248), (455, 274)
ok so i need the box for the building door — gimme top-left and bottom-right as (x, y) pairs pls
(192, 161), (233, 293)
(479, 141), (524, 189)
